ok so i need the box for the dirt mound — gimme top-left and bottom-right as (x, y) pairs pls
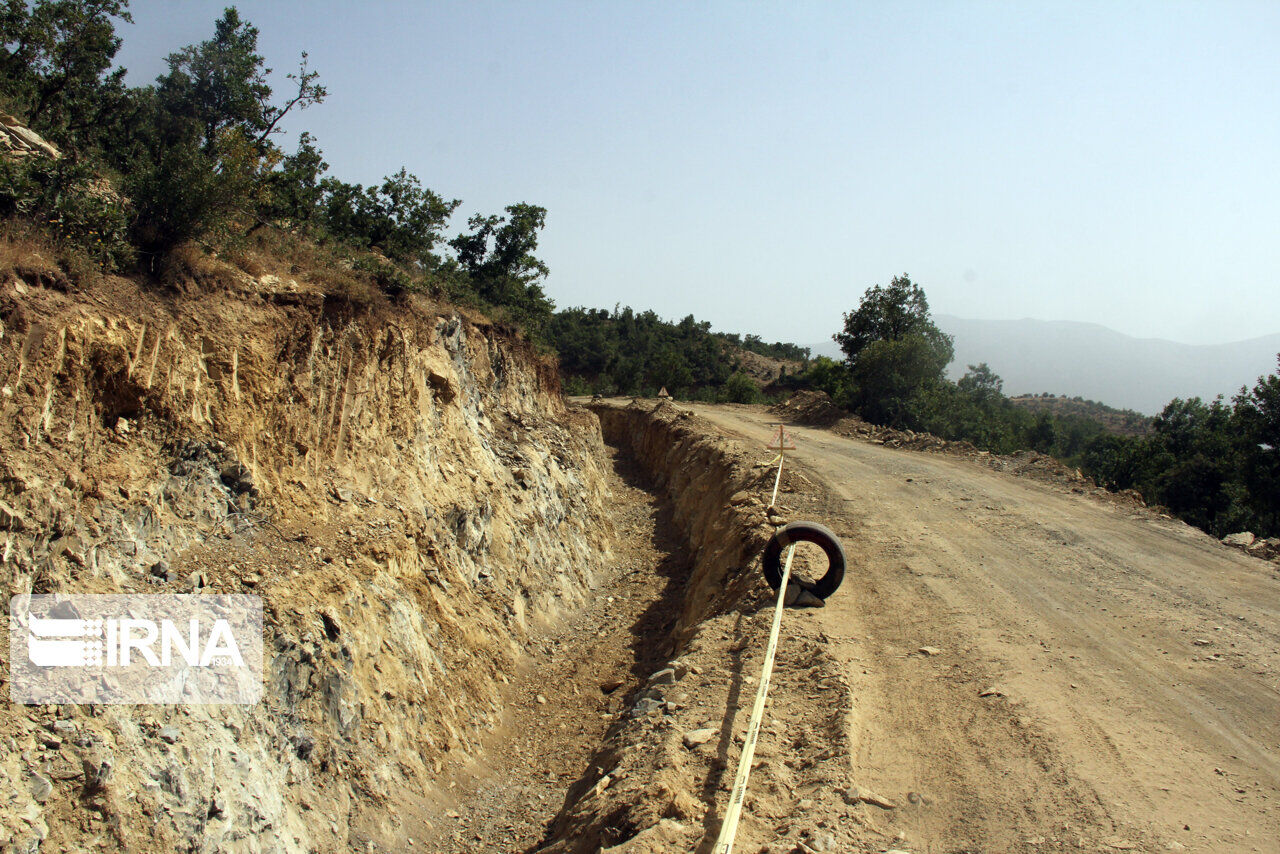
(769, 389), (850, 426)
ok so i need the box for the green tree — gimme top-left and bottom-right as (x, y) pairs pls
(262, 130), (327, 227)
(720, 370), (762, 404)
(1234, 356), (1280, 532)
(834, 274), (954, 368)
(795, 356), (852, 406)
(320, 170), (459, 264)
(122, 7), (326, 253)
(833, 275), (954, 428)
(0, 0), (132, 148)
(155, 7), (323, 153)
(450, 203), (554, 333)
(958, 362), (1003, 405)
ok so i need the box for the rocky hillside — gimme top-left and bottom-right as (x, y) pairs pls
(727, 345), (804, 388)
(0, 253), (616, 852)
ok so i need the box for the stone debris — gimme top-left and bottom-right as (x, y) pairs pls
(841, 786), (897, 810)
(682, 728), (716, 749)
(1222, 532), (1280, 561)
(648, 667), (677, 685)
(783, 584), (825, 608)
(27, 772), (53, 803)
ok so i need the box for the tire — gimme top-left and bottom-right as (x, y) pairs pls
(761, 521), (846, 600)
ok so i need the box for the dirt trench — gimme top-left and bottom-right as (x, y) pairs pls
(409, 444), (694, 852)
(421, 401), (870, 854)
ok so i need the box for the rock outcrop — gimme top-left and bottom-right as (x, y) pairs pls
(0, 114), (61, 159)
(0, 268), (613, 852)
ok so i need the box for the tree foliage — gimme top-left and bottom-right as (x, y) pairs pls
(831, 274), (955, 426)
(1074, 359), (1280, 537)
(835, 274), (954, 368)
(319, 169), (459, 265)
(1, 2), (556, 330)
(719, 332), (810, 362)
(450, 204), (553, 333)
(548, 306), (768, 399)
(0, 0), (132, 148)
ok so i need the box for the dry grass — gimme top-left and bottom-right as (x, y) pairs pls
(157, 242), (246, 292)
(0, 222), (83, 290)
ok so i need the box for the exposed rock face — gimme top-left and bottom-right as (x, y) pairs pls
(0, 113), (61, 159)
(0, 271), (613, 851)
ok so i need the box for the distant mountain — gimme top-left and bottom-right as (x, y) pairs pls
(810, 317), (1280, 415)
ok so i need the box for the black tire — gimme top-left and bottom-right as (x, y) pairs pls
(761, 521), (846, 600)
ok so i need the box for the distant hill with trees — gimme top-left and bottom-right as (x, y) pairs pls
(811, 318), (1280, 416)
(939, 316), (1280, 416)
(1008, 394), (1151, 437)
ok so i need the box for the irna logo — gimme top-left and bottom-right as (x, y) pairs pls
(10, 594), (262, 705)
(27, 615), (245, 668)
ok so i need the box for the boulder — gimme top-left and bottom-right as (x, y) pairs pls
(1222, 532), (1255, 548)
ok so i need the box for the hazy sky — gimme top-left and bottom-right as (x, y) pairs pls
(115, 1), (1279, 347)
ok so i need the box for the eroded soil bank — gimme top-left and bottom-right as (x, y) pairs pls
(1, 271), (619, 852)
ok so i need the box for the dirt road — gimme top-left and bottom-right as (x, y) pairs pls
(687, 404), (1280, 853)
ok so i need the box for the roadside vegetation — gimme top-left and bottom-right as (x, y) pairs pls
(547, 306), (805, 403)
(791, 274), (1280, 539)
(0, 2), (554, 332)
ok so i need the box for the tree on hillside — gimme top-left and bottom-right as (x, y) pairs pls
(263, 130), (327, 227)
(451, 203), (554, 333)
(834, 274), (954, 367)
(1234, 355), (1280, 532)
(0, 0), (132, 147)
(320, 169), (459, 264)
(958, 362), (1002, 404)
(156, 7), (323, 152)
(122, 7), (327, 253)
(833, 274), (954, 427)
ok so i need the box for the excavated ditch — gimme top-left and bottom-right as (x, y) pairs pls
(418, 400), (858, 854)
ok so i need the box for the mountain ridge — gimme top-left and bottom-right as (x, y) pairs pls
(809, 316), (1280, 415)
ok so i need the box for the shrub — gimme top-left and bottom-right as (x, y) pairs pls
(0, 156), (133, 269)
